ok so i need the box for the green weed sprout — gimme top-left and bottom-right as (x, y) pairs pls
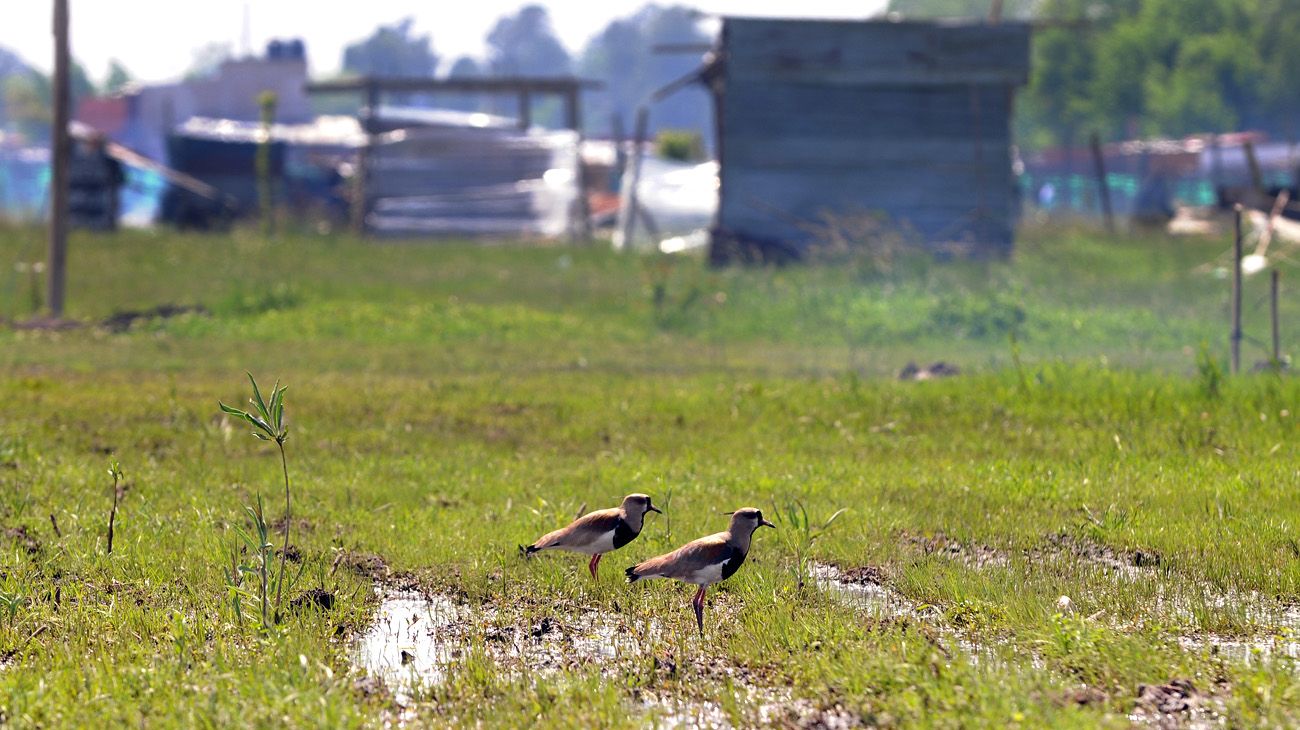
(106, 460), (123, 554)
(220, 374), (294, 627)
(229, 494), (304, 630)
(770, 498), (847, 592)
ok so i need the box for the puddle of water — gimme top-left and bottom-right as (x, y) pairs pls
(353, 591), (463, 702)
(1178, 634), (1300, 664)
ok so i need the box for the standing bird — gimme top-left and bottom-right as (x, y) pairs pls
(520, 493), (662, 579)
(626, 507), (775, 635)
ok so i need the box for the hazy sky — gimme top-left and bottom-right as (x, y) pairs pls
(4, 1), (889, 84)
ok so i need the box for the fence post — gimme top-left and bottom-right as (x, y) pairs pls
(1272, 269), (1282, 367)
(1231, 206), (1243, 374)
(1090, 132), (1114, 234)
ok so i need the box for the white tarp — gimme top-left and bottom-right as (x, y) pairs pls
(613, 157), (718, 253)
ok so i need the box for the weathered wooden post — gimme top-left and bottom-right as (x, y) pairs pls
(517, 90), (531, 131)
(47, 0), (70, 318)
(564, 86), (592, 243)
(1244, 139), (1265, 194)
(351, 80), (379, 234)
(1090, 132), (1114, 234)
(1231, 205), (1244, 374)
(615, 106), (649, 251)
(1272, 269), (1282, 367)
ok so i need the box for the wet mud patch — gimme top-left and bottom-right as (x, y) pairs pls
(479, 601), (650, 675)
(2, 526), (40, 556)
(897, 361), (961, 381)
(638, 684), (860, 729)
(1043, 533), (1162, 579)
(333, 550), (391, 580)
(1129, 678), (1226, 729)
(289, 587), (335, 613)
(351, 583), (859, 727)
(809, 563), (921, 620)
(100, 304), (208, 333)
(901, 530), (1011, 570)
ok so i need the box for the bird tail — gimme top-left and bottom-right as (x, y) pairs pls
(625, 564), (642, 583)
(519, 544), (541, 558)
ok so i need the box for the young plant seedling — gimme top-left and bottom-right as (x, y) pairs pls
(770, 498), (847, 592)
(106, 460), (123, 554)
(220, 374), (294, 626)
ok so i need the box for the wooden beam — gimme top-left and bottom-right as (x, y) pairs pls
(306, 76), (601, 95)
(46, 0), (70, 318)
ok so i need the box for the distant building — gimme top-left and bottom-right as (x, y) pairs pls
(76, 39), (311, 162)
(703, 18), (1031, 262)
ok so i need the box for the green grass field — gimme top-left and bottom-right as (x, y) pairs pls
(0, 223), (1297, 727)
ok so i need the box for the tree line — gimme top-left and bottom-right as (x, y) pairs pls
(892, 0), (1300, 147)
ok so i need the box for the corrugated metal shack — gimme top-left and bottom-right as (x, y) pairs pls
(705, 18), (1031, 262)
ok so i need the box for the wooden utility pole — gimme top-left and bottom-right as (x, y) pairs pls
(1089, 132), (1114, 234)
(1231, 206), (1244, 374)
(47, 0), (70, 318)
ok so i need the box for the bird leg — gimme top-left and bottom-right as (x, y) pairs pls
(588, 553), (602, 580)
(692, 585), (707, 636)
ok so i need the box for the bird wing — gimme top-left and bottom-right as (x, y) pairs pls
(632, 532), (736, 580)
(531, 507), (623, 551)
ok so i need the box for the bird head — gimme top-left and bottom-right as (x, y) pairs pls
(621, 493), (662, 518)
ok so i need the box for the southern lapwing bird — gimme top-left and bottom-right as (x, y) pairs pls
(520, 493), (661, 579)
(625, 507), (775, 635)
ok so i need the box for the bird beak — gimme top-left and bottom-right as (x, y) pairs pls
(760, 519), (776, 529)
(648, 505), (662, 514)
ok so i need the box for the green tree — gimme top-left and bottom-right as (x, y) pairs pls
(342, 18), (438, 78)
(578, 5), (713, 140)
(486, 5), (571, 77)
(104, 60), (133, 94)
(887, 0), (1038, 18)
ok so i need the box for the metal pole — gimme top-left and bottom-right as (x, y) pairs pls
(1090, 132), (1114, 234)
(47, 0), (70, 318)
(1231, 206), (1243, 374)
(1272, 269), (1281, 366)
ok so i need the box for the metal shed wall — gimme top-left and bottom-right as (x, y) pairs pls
(713, 18), (1031, 258)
